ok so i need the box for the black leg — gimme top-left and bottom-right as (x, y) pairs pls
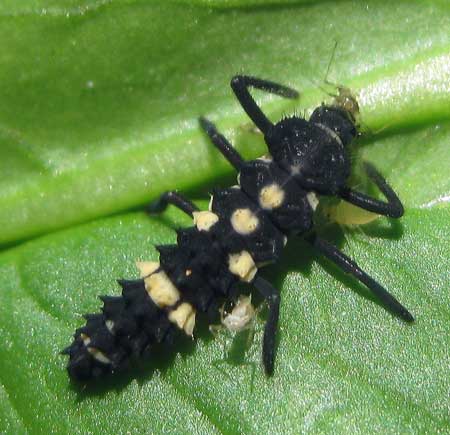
(306, 233), (414, 322)
(340, 162), (404, 218)
(199, 117), (244, 171)
(147, 191), (199, 217)
(294, 173), (336, 194)
(230, 75), (299, 135)
(252, 275), (280, 375)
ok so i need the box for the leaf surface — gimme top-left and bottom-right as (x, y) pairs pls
(0, 0), (449, 244)
(0, 1), (449, 434)
(0, 206), (448, 434)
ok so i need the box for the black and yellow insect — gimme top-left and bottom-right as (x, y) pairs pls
(63, 75), (413, 381)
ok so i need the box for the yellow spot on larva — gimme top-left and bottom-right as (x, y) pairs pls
(144, 271), (180, 308)
(259, 183), (285, 210)
(257, 154), (273, 162)
(87, 347), (111, 364)
(80, 333), (91, 346)
(306, 192), (319, 211)
(168, 303), (196, 336)
(193, 211), (219, 231)
(230, 208), (259, 235)
(136, 261), (159, 278)
(105, 320), (115, 333)
(228, 251), (257, 282)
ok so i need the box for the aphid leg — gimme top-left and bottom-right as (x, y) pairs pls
(209, 310), (228, 355)
(209, 323), (230, 363)
(209, 321), (241, 383)
(211, 360), (234, 382)
(252, 275), (280, 375)
(323, 40), (338, 87)
(305, 233), (414, 322)
(340, 162), (404, 218)
(199, 117), (245, 171)
(245, 319), (256, 349)
(147, 191), (199, 217)
(210, 331), (258, 392)
(230, 75), (299, 135)
(211, 357), (257, 393)
(296, 174), (335, 194)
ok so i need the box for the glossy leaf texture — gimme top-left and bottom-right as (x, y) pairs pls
(0, 206), (449, 434)
(0, 0), (449, 434)
(1, 0), (450, 244)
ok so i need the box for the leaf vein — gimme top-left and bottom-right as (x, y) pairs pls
(162, 374), (229, 435)
(0, 376), (31, 435)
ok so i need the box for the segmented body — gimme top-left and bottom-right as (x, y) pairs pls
(64, 154), (319, 380)
(64, 75), (413, 382)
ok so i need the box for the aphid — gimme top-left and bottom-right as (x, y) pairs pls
(63, 75), (414, 381)
(209, 295), (258, 345)
(209, 295), (259, 363)
(210, 296), (259, 387)
(219, 295), (256, 334)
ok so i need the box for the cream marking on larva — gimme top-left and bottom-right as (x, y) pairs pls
(80, 333), (91, 347)
(257, 154), (273, 162)
(222, 295), (255, 332)
(208, 195), (214, 212)
(230, 208), (259, 235)
(290, 164), (302, 175)
(193, 210), (219, 232)
(81, 334), (111, 363)
(228, 250), (258, 282)
(259, 183), (285, 210)
(105, 320), (115, 333)
(144, 270), (180, 308)
(168, 302), (196, 336)
(314, 122), (344, 147)
(307, 191), (319, 211)
(136, 261), (159, 278)
(87, 347), (111, 364)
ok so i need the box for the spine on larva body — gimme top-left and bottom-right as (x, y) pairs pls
(63, 223), (239, 381)
(63, 275), (183, 381)
(63, 186), (285, 381)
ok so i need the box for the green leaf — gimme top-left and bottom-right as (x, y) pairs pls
(0, 207), (448, 434)
(0, 0), (318, 15)
(1, 0), (450, 244)
(0, 1), (449, 434)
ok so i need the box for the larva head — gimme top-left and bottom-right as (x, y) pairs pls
(264, 115), (352, 195)
(264, 86), (359, 195)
